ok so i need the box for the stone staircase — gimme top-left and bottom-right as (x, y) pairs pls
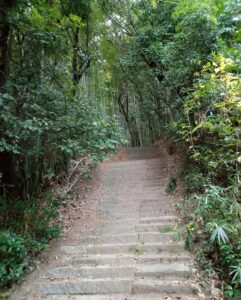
(12, 147), (202, 300)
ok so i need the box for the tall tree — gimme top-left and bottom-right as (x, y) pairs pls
(0, 0), (15, 88)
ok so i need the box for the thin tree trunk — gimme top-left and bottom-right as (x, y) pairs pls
(0, 0), (14, 88)
(0, 1), (16, 194)
(72, 27), (80, 87)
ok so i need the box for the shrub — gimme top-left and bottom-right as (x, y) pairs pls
(0, 231), (46, 288)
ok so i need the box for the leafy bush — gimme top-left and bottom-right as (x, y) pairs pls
(0, 231), (47, 288)
(183, 184), (241, 297)
(176, 2), (241, 296)
(184, 167), (208, 193)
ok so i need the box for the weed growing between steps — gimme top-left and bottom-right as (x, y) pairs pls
(166, 176), (177, 194)
(159, 225), (176, 233)
(130, 245), (144, 256)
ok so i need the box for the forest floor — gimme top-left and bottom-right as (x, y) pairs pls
(10, 144), (208, 300)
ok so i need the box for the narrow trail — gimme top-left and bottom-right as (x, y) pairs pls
(12, 147), (205, 300)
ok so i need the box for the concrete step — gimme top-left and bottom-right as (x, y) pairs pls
(136, 263), (192, 280)
(41, 296), (125, 300)
(140, 200), (163, 205)
(74, 232), (176, 244)
(130, 295), (198, 300)
(75, 234), (138, 244)
(136, 223), (178, 233)
(140, 216), (178, 224)
(137, 254), (192, 264)
(98, 218), (137, 224)
(102, 214), (139, 220)
(100, 209), (139, 213)
(139, 208), (163, 214)
(99, 204), (140, 209)
(140, 212), (171, 218)
(61, 254), (192, 267)
(43, 294), (198, 300)
(62, 254), (136, 266)
(132, 279), (199, 295)
(60, 243), (185, 255)
(38, 279), (131, 295)
(46, 265), (135, 279)
(46, 263), (191, 281)
(139, 232), (176, 243)
(97, 227), (136, 235)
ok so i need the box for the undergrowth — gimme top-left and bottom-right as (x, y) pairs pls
(180, 161), (241, 299)
(0, 191), (61, 291)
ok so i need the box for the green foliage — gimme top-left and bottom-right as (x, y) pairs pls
(170, 1), (241, 296)
(207, 222), (229, 244)
(0, 231), (27, 288)
(184, 168), (208, 193)
(184, 184), (241, 295)
(166, 176), (177, 194)
(0, 0), (122, 289)
(230, 265), (241, 285)
(130, 245), (144, 256)
(0, 231), (47, 288)
(159, 225), (176, 233)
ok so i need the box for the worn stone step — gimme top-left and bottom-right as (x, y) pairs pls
(106, 214), (139, 220)
(99, 204), (140, 209)
(130, 294), (198, 300)
(139, 207), (163, 213)
(137, 254), (192, 264)
(143, 184), (161, 188)
(136, 223), (178, 233)
(140, 200), (162, 205)
(105, 177), (159, 181)
(139, 204), (163, 208)
(143, 188), (161, 192)
(76, 234), (138, 244)
(100, 208), (139, 213)
(97, 224), (137, 231)
(61, 243), (185, 255)
(98, 227), (136, 235)
(46, 265), (135, 279)
(140, 212), (168, 218)
(38, 279), (131, 295)
(132, 279), (199, 295)
(62, 254), (136, 266)
(61, 254), (191, 267)
(136, 263), (192, 280)
(99, 201), (140, 208)
(42, 294), (198, 300)
(106, 192), (161, 197)
(41, 296), (125, 300)
(100, 218), (137, 224)
(140, 216), (178, 224)
(138, 232), (176, 243)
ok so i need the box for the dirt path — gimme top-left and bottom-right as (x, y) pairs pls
(11, 146), (206, 300)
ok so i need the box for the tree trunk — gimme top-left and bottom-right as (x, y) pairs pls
(72, 27), (80, 86)
(0, 1), (14, 88)
(0, 1), (16, 196)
